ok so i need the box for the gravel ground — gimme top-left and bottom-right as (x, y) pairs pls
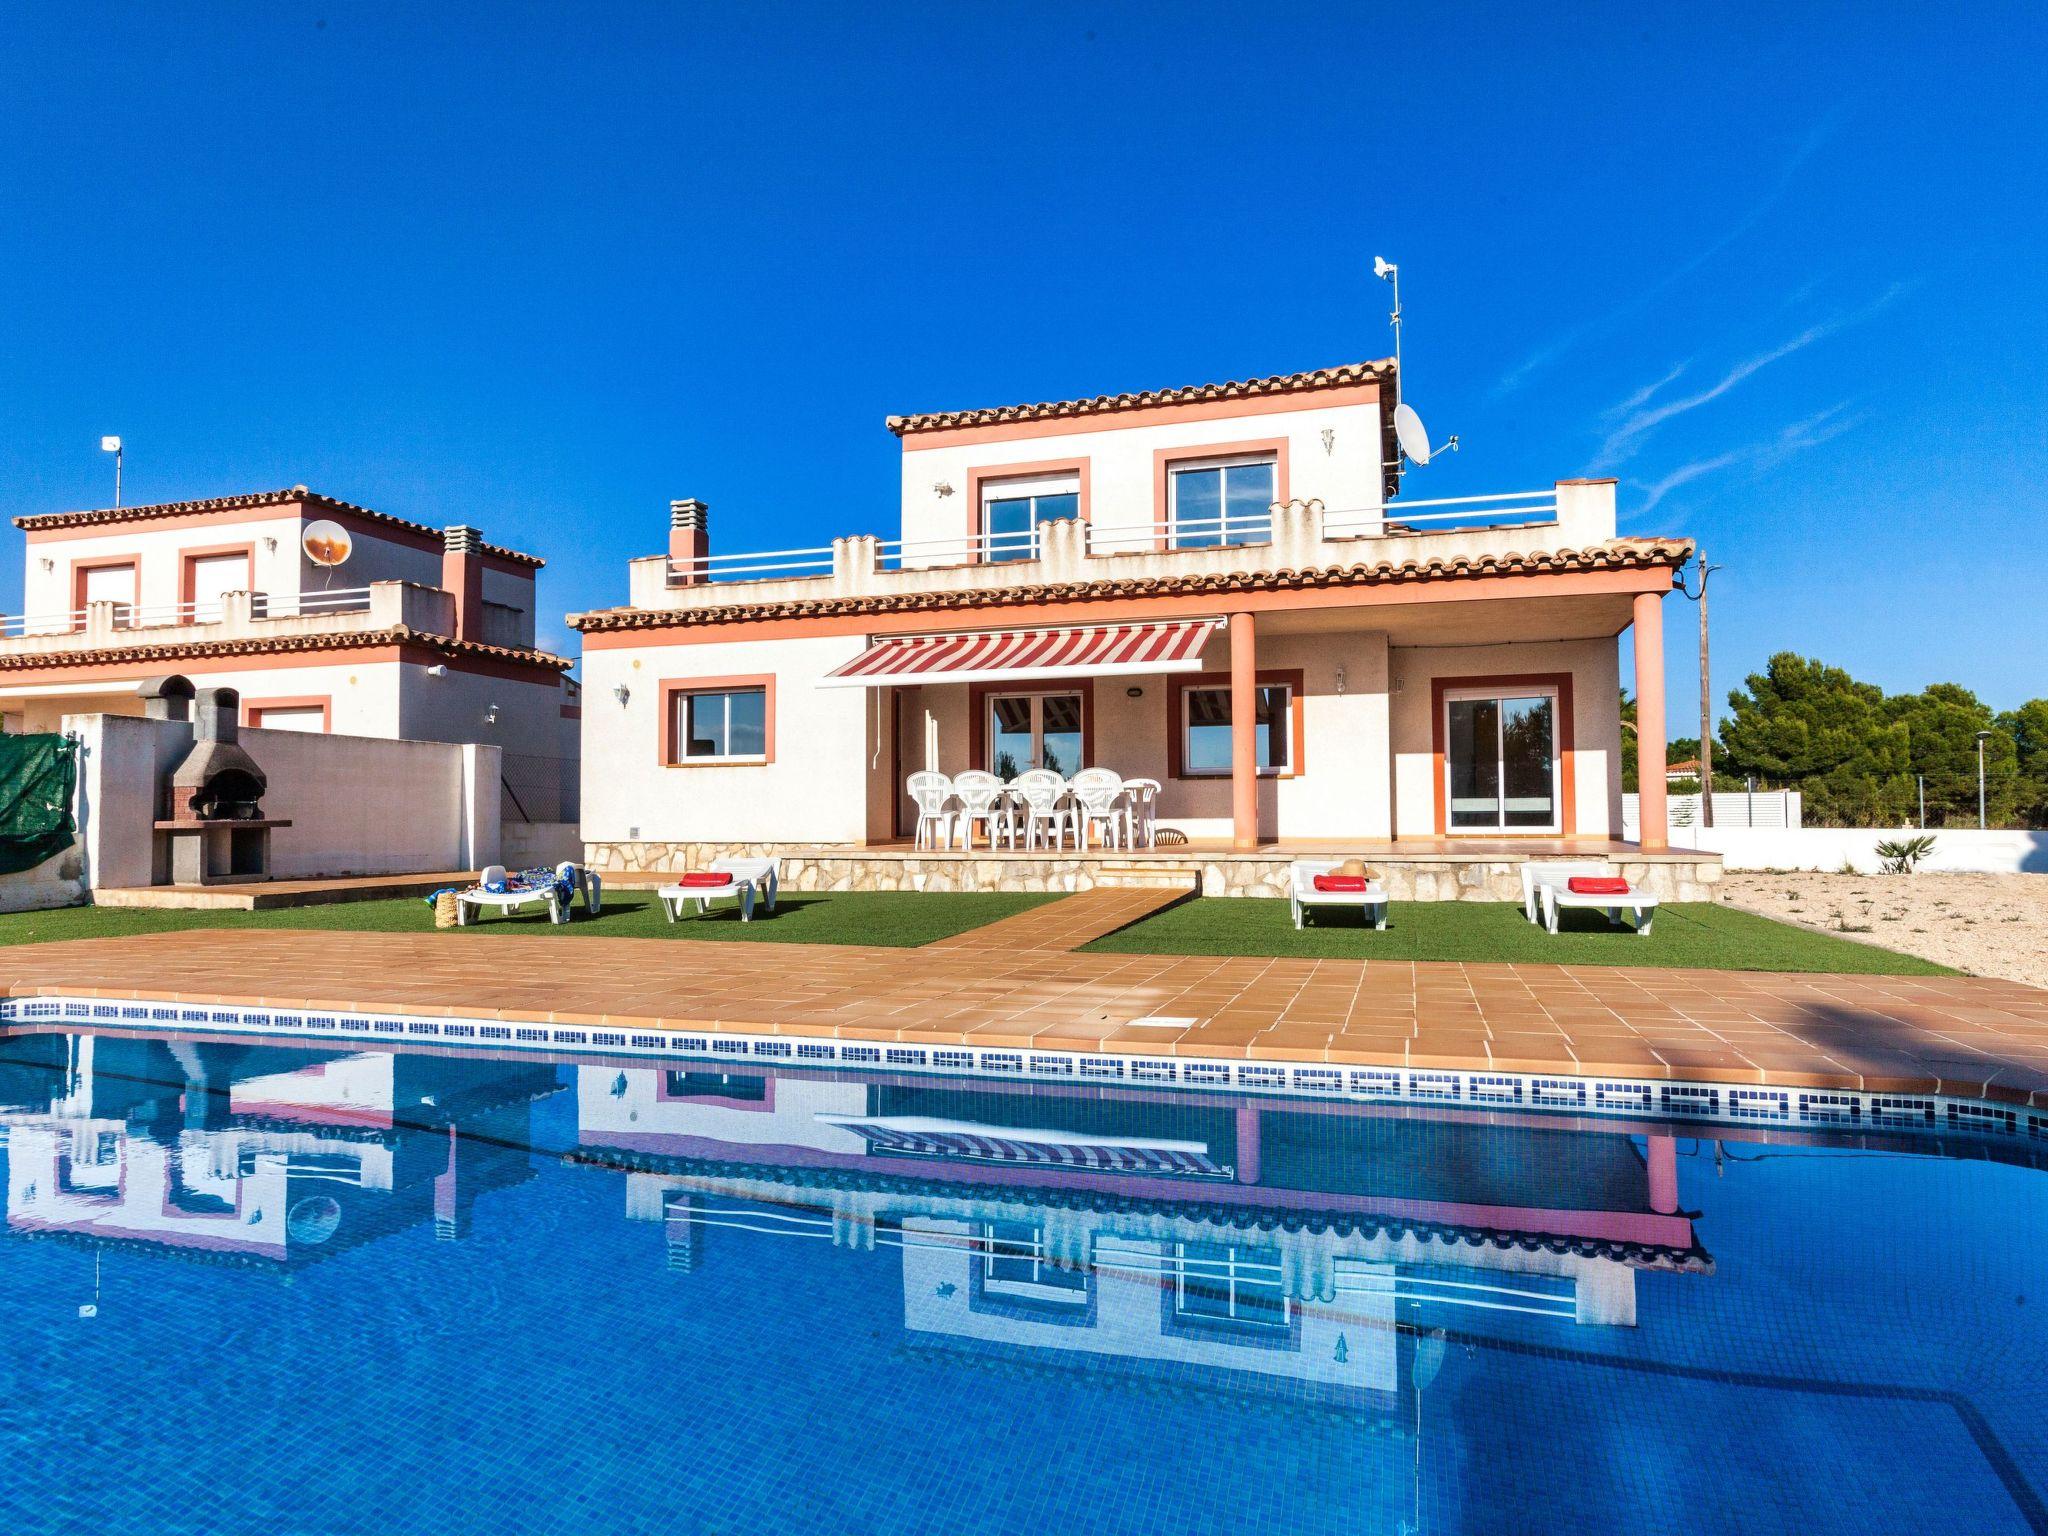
(1718, 871), (2048, 989)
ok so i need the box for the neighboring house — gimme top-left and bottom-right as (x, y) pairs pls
(1666, 758), (1702, 784)
(1, 487), (579, 819)
(572, 360), (1688, 871)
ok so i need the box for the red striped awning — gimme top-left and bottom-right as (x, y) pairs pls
(818, 617), (1222, 688)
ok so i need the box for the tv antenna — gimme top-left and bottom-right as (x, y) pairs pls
(1373, 257), (1458, 468)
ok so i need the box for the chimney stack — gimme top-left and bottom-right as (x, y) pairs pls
(442, 525), (485, 642)
(669, 499), (709, 587)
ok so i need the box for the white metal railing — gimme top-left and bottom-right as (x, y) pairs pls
(0, 587), (376, 638)
(662, 489), (1563, 586)
(1332, 488), (1559, 527)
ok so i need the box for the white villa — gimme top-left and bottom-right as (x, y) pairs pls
(1, 487), (580, 820)
(565, 358), (1703, 897)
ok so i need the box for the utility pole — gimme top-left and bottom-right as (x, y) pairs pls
(1675, 550), (1724, 826)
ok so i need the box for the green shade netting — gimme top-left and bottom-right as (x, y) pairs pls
(0, 732), (78, 876)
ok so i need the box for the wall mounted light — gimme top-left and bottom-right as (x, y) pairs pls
(1322, 427), (1336, 456)
(1335, 666), (1347, 696)
(613, 683), (631, 707)
(262, 536), (278, 553)
(425, 664), (447, 678)
(484, 703), (500, 726)
(37, 557), (53, 573)
(932, 480), (954, 498)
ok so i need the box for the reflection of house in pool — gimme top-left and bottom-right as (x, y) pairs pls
(576, 1066), (1711, 1408)
(0, 1034), (561, 1265)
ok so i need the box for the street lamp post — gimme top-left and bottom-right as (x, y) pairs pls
(100, 436), (123, 508)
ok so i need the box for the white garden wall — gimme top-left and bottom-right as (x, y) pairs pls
(1669, 825), (2048, 875)
(70, 713), (501, 888)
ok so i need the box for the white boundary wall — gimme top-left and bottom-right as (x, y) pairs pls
(1664, 825), (2048, 875)
(71, 714), (501, 888)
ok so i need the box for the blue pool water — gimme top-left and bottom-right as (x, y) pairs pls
(0, 1028), (2042, 1535)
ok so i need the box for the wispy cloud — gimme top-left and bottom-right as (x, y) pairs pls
(1600, 362), (1688, 422)
(1490, 112), (1846, 398)
(1633, 402), (1862, 514)
(1594, 283), (1903, 469)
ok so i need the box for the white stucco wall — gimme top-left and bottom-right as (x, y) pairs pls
(23, 516), (309, 619)
(1388, 637), (1622, 840)
(580, 632), (873, 844)
(896, 396), (1386, 558)
(70, 713), (500, 887)
(19, 511), (538, 642)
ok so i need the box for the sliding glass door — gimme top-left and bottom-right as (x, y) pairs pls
(1445, 689), (1559, 832)
(986, 692), (1084, 777)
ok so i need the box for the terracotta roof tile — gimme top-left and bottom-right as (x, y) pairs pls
(570, 537), (1694, 634)
(12, 488), (545, 569)
(885, 359), (1395, 436)
(0, 626), (572, 675)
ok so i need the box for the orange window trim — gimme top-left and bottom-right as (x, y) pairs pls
(243, 695), (333, 732)
(962, 457), (1091, 568)
(1429, 672), (1577, 836)
(179, 543), (257, 609)
(658, 673), (777, 766)
(967, 677), (1096, 772)
(1150, 439), (1290, 553)
(68, 555), (140, 632)
(1166, 668), (1306, 780)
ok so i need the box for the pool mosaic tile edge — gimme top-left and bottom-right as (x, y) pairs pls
(8, 994), (2044, 1148)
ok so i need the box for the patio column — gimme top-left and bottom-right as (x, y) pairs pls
(1230, 611), (1258, 850)
(1632, 590), (1669, 852)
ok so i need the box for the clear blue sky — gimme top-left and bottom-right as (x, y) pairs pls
(3, 2), (2043, 730)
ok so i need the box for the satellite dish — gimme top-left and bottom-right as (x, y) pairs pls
(1393, 402), (1433, 466)
(302, 520), (353, 567)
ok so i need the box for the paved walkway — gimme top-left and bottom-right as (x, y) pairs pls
(5, 928), (2047, 1105)
(924, 885), (1192, 952)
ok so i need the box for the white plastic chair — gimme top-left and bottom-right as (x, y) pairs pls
(906, 771), (956, 850)
(1121, 777), (1162, 848)
(1069, 767), (1128, 850)
(1009, 769), (1076, 850)
(950, 770), (1015, 849)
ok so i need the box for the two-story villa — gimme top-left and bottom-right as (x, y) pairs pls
(573, 361), (1706, 897)
(2, 487), (579, 819)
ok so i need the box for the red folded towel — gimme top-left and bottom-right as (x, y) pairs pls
(1313, 874), (1371, 893)
(679, 871), (735, 887)
(1567, 876), (1631, 895)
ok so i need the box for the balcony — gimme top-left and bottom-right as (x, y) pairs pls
(623, 480), (1618, 613)
(0, 582), (459, 658)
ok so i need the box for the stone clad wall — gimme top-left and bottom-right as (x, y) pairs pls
(587, 841), (1722, 902)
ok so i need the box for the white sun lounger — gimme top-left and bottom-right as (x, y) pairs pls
(1519, 861), (1614, 924)
(659, 857), (782, 923)
(1289, 860), (1388, 930)
(1527, 864), (1658, 935)
(457, 863), (575, 925)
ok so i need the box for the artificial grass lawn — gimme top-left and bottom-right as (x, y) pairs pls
(1082, 897), (1957, 975)
(0, 889), (1057, 950)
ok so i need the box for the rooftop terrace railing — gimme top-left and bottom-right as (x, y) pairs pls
(661, 487), (1570, 587)
(0, 587), (376, 638)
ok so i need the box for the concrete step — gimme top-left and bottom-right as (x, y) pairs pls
(1090, 863), (1202, 889)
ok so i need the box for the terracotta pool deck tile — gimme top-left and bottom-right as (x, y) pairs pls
(7, 928), (2048, 1100)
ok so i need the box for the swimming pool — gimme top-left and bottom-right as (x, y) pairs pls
(0, 1027), (2042, 1535)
